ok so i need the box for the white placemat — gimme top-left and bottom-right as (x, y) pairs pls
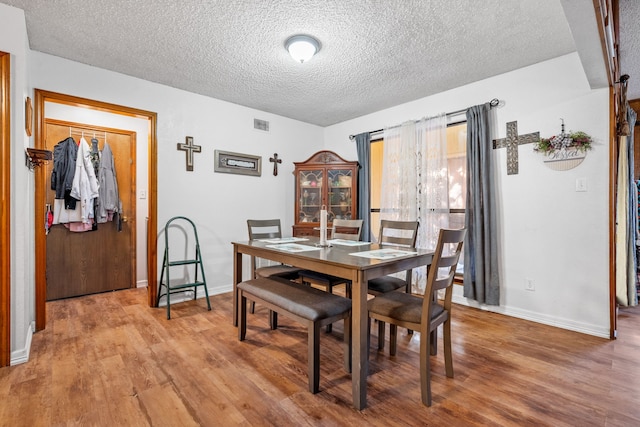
(258, 237), (309, 243)
(265, 243), (321, 252)
(350, 248), (416, 260)
(328, 239), (370, 246)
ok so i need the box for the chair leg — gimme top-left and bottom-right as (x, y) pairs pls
(430, 328), (438, 356)
(443, 318), (454, 378)
(420, 326), (432, 406)
(389, 324), (398, 356)
(308, 321), (321, 394)
(270, 311), (278, 330)
(250, 300), (256, 314)
(377, 320), (386, 351)
(238, 293), (247, 341)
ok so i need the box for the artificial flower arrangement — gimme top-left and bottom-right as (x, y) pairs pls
(533, 122), (593, 155)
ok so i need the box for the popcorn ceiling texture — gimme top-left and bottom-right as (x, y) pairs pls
(2, 0), (581, 126)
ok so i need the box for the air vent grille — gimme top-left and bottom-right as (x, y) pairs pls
(254, 118), (269, 132)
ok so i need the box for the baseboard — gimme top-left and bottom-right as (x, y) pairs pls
(451, 294), (609, 339)
(10, 321), (34, 366)
(136, 280), (148, 288)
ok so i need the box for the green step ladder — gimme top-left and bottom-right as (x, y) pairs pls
(157, 216), (211, 319)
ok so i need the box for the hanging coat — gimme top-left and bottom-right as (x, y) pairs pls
(97, 142), (120, 223)
(50, 137), (78, 210)
(70, 137), (100, 223)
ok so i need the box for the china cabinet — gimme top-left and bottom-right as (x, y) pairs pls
(293, 151), (358, 237)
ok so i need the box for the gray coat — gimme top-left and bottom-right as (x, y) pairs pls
(97, 142), (120, 223)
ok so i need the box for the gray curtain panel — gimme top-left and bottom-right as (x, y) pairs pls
(463, 103), (500, 305)
(354, 132), (371, 241)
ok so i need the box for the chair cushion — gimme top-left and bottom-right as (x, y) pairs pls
(255, 265), (302, 280)
(367, 291), (444, 324)
(298, 270), (349, 286)
(367, 275), (407, 294)
(238, 278), (351, 321)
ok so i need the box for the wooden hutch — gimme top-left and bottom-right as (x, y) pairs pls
(293, 151), (358, 237)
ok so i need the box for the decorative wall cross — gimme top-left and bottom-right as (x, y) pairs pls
(269, 153), (282, 176)
(177, 136), (201, 171)
(493, 121), (539, 175)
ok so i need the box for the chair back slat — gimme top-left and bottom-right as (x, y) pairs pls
(423, 228), (466, 311)
(378, 220), (419, 248)
(332, 219), (363, 241)
(247, 219), (283, 240)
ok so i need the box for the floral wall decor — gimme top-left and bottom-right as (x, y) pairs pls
(533, 119), (593, 171)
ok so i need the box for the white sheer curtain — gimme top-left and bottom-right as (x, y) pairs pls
(381, 114), (449, 293)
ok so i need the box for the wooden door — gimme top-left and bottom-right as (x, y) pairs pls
(44, 119), (136, 300)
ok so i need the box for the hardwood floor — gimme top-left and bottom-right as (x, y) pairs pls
(1, 288), (639, 426)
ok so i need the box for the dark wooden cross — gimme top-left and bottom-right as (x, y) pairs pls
(269, 153), (282, 176)
(177, 136), (201, 171)
(493, 121), (540, 175)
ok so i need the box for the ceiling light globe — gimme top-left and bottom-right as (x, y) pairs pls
(285, 35), (320, 63)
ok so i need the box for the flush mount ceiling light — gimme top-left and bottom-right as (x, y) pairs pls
(285, 35), (320, 63)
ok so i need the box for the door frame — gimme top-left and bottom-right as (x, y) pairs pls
(34, 90), (158, 331)
(0, 51), (10, 366)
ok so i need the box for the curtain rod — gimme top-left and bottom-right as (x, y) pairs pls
(348, 98), (500, 140)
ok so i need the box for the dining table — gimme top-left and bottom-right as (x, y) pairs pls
(231, 236), (434, 410)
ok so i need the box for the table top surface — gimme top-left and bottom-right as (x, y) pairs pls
(232, 237), (433, 271)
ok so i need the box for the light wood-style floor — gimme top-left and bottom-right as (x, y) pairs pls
(1, 287), (639, 426)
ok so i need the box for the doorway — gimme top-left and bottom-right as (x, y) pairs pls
(34, 90), (158, 330)
(44, 119), (136, 300)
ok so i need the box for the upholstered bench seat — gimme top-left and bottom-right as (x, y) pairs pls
(237, 277), (351, 393)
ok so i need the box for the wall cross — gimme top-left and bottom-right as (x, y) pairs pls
(177, 136), (201, 171)
(269, 153), (282, 176)
(492, 121), (539, 175)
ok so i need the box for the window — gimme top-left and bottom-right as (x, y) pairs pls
(369, 122), (467, 240)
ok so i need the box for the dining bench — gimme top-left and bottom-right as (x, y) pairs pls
(237, 277), (352, 393)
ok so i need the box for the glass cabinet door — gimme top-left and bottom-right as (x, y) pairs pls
(327, 169), (354, 221)
(298, 169), (323, 224)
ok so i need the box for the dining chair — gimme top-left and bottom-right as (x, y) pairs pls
(367, 220), (419, 295)
(367, 228), (466, 406)
(299, 218), (363, 298)
(298, 218), (363, 332)
(247, 219), (303, 313)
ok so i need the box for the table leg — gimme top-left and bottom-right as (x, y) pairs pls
(233, 245), (242, 327)
(351, 270), (368, 410)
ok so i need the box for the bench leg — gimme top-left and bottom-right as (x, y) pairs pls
(378, 320), (386, 351)
(270, 311), (278, 330)
(238, 292), (247, 341)
(390, 324), (398, 356)
(308, 321), (321, 394)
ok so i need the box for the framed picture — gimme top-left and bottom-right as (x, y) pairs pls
(214, 150), (262, 176)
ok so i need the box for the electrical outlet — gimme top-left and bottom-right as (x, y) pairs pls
(525, 278), (535, 291)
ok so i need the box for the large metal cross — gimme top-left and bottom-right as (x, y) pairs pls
(177, 136), (201, 171)
(269, 153), (282, 176)
(492, 121), (539, 175)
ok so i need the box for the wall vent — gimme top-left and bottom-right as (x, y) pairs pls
(254, 118), (269, 132)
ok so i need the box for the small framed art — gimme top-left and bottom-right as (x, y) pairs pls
(214, 150), (262, 176)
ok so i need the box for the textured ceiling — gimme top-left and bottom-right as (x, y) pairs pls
(620, 0), (640, 102)
(0, 0), (604, 126)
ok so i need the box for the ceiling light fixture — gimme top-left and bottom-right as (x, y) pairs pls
(285, 35), (320, 63)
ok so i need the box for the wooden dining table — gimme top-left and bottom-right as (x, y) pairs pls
(231, 237), (434, 410)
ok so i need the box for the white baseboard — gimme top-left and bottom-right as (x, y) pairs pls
(451, 294), (610, 339)
(10, 321), (34, 366)
(136, 280), (148, 288)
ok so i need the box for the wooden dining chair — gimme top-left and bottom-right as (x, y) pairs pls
(298, 218), (363, 332)
(367, 228), (466, 406)
(247, 219), (303, 313)
(367, 220), (419, 295)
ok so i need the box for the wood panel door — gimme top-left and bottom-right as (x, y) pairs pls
(44, 120), (136, 300)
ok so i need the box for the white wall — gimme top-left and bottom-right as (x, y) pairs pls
(3, 5), (324, 363)
(0, 3), (36, 364)
(324, 53), (610, 337)
(29, 50), (324, 297)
